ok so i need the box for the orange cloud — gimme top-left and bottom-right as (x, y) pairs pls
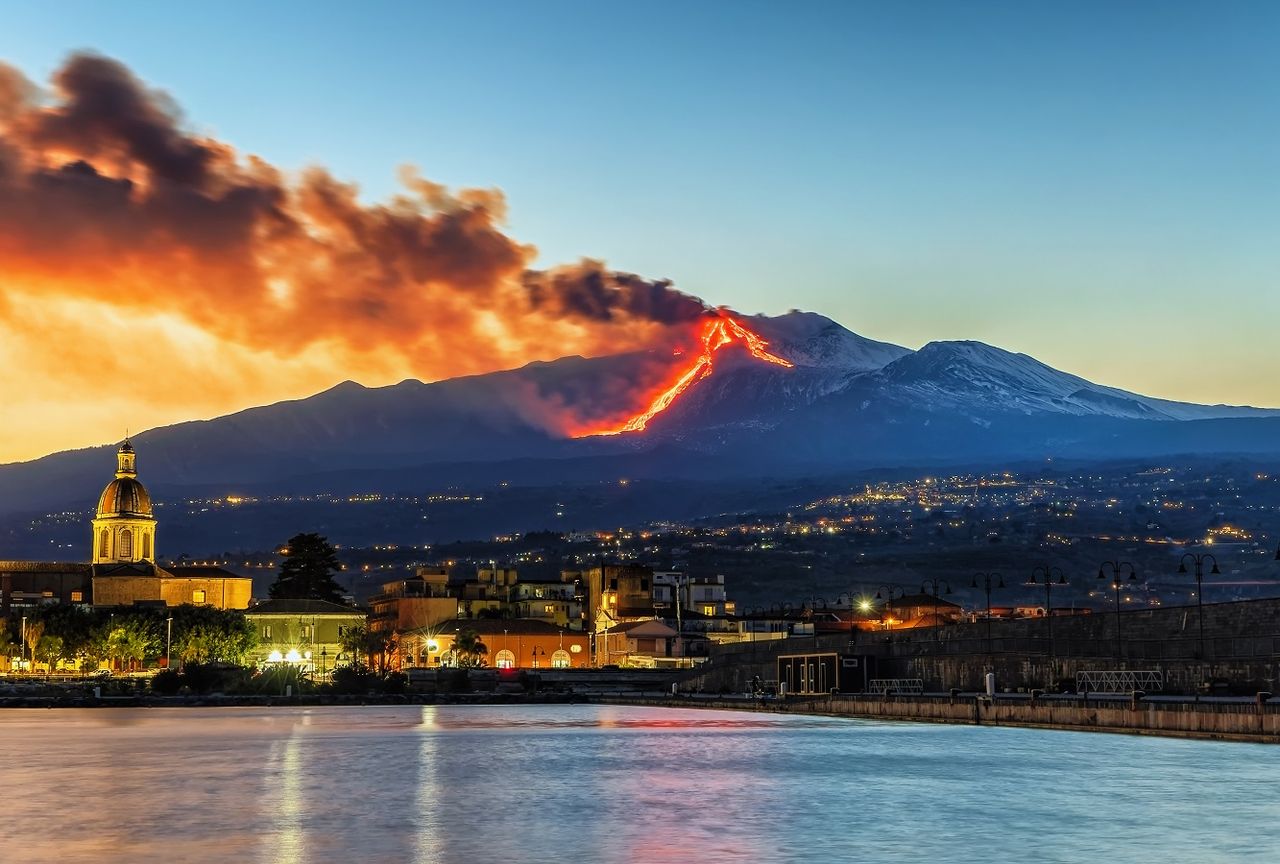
(0, 53), (707, 462)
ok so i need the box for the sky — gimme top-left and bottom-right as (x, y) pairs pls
(1, 1), (1277, 463)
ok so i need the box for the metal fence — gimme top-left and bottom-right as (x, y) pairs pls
(1075, 669), (1164, 694)
(868, 678), (924, 695)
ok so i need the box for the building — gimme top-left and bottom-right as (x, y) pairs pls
(510, 579), (582, 628)
(245, 598), (367, 673)
(598, 619), (681, 668)
(419, 618), (589, 669)
(0, 441), (252, 612)
(368, 568), (459, 667)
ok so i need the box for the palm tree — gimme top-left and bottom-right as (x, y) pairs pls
(451, 629), (488, 668)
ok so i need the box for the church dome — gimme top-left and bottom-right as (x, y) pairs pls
(97, 476), (153, 517)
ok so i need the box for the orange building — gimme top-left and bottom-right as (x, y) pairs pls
(422, 619), (589, 669)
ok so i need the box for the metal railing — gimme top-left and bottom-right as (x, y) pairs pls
(868, 678), (924, 695)
(1076, 669), (1164, 694)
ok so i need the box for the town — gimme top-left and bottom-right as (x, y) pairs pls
(4, 444), (1280, 696)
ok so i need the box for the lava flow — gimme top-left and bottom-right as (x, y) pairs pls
(579, 314), (793, 437)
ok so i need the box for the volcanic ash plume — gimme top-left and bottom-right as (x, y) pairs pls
(0, 53), (711, 459)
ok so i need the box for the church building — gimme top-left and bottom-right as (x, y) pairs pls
(0, 440), (252, 613)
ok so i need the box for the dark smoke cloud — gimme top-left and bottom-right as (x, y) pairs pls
(0, 52), (709, 375)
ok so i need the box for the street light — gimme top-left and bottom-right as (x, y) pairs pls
(1027, 566), (1068, 657)
(1178, 552), (1220, 666)
(321, 646), (328, 679)
(874, 585), (905, 630)
(920, 579), (952, 641)
(20, 616), (27, 674)
(1097, 560), (1139, 663)
(971, 572), (1004, 654)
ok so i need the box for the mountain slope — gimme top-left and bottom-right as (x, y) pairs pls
(1, 311), (1278, 520)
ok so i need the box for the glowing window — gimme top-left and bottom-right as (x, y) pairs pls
(118, 530), (132, 559)
(193, 589), (206, 604)
(551, 649), (571, 668)
(99, 529), (109, 557)
(262, 625), (272, 640)
(495, 649), (515, 669)
(71, 591), (83, 602)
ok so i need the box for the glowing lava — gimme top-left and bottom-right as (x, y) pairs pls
(581, 314), (793, 436)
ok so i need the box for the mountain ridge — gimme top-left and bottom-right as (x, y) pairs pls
(1, 309), (1277, 520)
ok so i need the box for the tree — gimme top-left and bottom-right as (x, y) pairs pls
(450, 629), (488, 668)
(170, 605), (257, 665)
(269, 533), (345, 602)
(106, 620), (156, 672)
(339, 625), (397, 673)
(35, 635), (64, 670)
(0, 623), (20, 668)
(23, 620), (44, 667)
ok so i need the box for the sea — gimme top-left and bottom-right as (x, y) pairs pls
(0, 704), (1274, 863)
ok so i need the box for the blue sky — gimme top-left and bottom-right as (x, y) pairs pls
(5, 0), (1278, 406)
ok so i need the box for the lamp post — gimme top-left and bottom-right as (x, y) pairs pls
(321, 646), (328, 680)
(1027, 566), (1068, 657)
(531, 646), (546, 668)
(920, 579), (952, 641)
(1178, 552), (1220, 667)
(874, 585), (905, 630)
(971, 572), (1004, 655)
(1097, 560), (1138, 663)
(20, 616), (27, 674)
(165, 616), (173, 671)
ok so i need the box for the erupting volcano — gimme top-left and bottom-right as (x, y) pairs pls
(579, 314), (794, 437)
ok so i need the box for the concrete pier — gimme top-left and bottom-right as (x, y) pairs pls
(609, 693), (1280, 743)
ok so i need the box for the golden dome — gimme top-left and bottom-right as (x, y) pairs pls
(97, 476), (153, 518)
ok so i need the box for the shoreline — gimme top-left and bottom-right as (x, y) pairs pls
(5, 688), (1278, 744)
(600, 693), (1280, 744)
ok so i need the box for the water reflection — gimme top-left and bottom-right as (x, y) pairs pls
(0, 705), (1274, 864)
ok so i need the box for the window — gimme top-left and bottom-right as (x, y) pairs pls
(99, 529), (109, 557)
(118, 530), (132, 559)
(71, 591), (83, 602)
(551, 649), (571, 668)
(262, 625), (272, 640)
(495, 649), (516, 669)
(702, 605), (716, 616)
(142, 533), (152, 560)
(544, 604), (555, 614)
(193, 589), (206, 604)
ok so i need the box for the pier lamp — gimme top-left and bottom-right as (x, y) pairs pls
(874, 585), (905, 630)
(1178, 552), (1220, 667)
(1097, 561), (1139, 663)
(971, 572), (1004, 655)
(920, 579), (952, 641)
(1027, 567), (1068, 658)
(531, 646), (546, 668)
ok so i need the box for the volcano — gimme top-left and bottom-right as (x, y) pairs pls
(2, 310), (1280, 521)
(577, 313), (794, 436)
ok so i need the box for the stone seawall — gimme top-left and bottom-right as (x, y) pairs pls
(609, 694), (1280, 743)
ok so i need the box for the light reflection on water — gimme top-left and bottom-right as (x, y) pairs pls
(0, 704), (1275, 863)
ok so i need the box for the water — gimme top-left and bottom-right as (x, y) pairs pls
(0, 704), (1275, 863)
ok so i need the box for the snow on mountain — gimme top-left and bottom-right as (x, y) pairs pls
(745, 311), (911, 371)
(873, 340), (1276, 421)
